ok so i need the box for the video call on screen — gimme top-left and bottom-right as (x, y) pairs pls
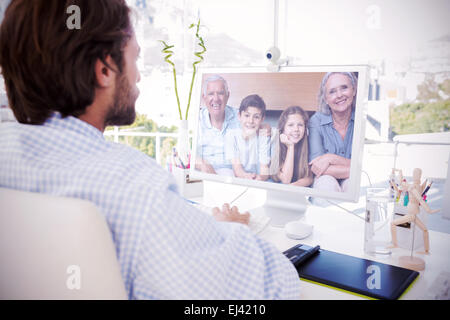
(195, 71), (359, 193)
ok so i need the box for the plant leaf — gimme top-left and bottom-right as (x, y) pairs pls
(159, 40), (182, 120)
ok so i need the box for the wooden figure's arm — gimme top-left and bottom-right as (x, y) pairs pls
(420, 179), (427, 194)
(410, 188), (440, 214)
(395, 169), (404, 182)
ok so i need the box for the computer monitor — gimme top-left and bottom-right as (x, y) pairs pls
(190, 65), (369, 226)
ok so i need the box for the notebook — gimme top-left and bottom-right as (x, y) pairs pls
(286, 245), (419, 300)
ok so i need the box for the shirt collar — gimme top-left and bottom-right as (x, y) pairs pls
(44, 112), (105, 141)
(202, 105), (234, 130)
(319, 112), (334, 126)
(320, 108), (355, 125)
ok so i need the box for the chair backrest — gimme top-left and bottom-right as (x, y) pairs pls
(0, 188), (127, 299)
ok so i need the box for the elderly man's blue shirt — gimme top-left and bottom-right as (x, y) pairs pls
(196, 105), (240, 171)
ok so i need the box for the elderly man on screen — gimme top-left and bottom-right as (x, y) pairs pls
(196, 75), (272, 176)
(195, 75), (240, 176)
(308, 72), (358, 195)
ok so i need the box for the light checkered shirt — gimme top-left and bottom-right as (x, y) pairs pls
(0, 113), (301, 299)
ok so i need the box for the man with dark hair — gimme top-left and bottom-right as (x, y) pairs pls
(0, 1), (300, 299)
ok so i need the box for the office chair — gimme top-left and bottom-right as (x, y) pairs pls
(0, 188), (127, 299)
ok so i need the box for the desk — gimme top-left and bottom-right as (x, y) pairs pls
(198, 181), (450, 300)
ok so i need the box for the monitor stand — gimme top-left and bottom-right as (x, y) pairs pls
(250, 189), (308, 227)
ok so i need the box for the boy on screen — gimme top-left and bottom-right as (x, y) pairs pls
(225, 94), (271, 181)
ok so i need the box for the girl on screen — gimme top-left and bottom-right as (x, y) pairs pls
(270, 106), (313, 187)
(225, 94), (271, 181)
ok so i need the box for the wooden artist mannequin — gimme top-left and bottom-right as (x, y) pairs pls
(389, 168), (439, 254)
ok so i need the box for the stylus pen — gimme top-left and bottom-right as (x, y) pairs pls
(421, 181), (433, 197)
(185, 199), (199, 205)
(294, 245), (321, 267)
(178, 156), (186, 169)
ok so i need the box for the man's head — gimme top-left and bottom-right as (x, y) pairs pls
(202, 75), (229, 121)
(103, 33), (141, 128)
(0, 0), (140, 128)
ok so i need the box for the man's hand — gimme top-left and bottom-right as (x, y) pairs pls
(243, 172), (257, 180)
(195, 158), (217, 174)
(212, 203), (250, 225)
(309, 154), (332, 177)
(200, 162), (216, 174)
(255, 174), (268, 181)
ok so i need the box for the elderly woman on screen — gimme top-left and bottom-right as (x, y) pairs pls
(308, 72), (358, 193)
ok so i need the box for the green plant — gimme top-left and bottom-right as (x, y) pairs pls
(390, 100), (450, 135)
(159, 19), (206, 120)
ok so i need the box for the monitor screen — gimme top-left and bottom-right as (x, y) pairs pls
(190, 66), (369, 207)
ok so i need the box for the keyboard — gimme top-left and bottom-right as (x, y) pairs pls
(190, 201), (271, 235)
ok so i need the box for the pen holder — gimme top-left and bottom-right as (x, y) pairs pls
(172, 167), (203, 198)
(393, 204), (426, 250)
(364, 188), (394, 256)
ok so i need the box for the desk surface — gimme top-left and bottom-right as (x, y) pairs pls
(197, 181), (450, 300)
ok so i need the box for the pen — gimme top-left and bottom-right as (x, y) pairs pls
(172, 155), (181, 168)
(178, 156), (186, 169)
(187, 152), (191, 169)
(421, 181), (433, 197)
(403, 191), (409, 207)
(172, 147), (185, 169)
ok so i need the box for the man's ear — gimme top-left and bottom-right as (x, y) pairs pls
(94, 56), (116, 88)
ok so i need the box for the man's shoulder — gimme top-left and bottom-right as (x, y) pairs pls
(0, 121), (18, 135)
(225, 105), (238, 117)
(199, 107), (212, 130)
(225, 106), (239, 126)
(82, 142), (177, 204)
(105, 142), (165, 173)
(309, 111), (330, 127)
